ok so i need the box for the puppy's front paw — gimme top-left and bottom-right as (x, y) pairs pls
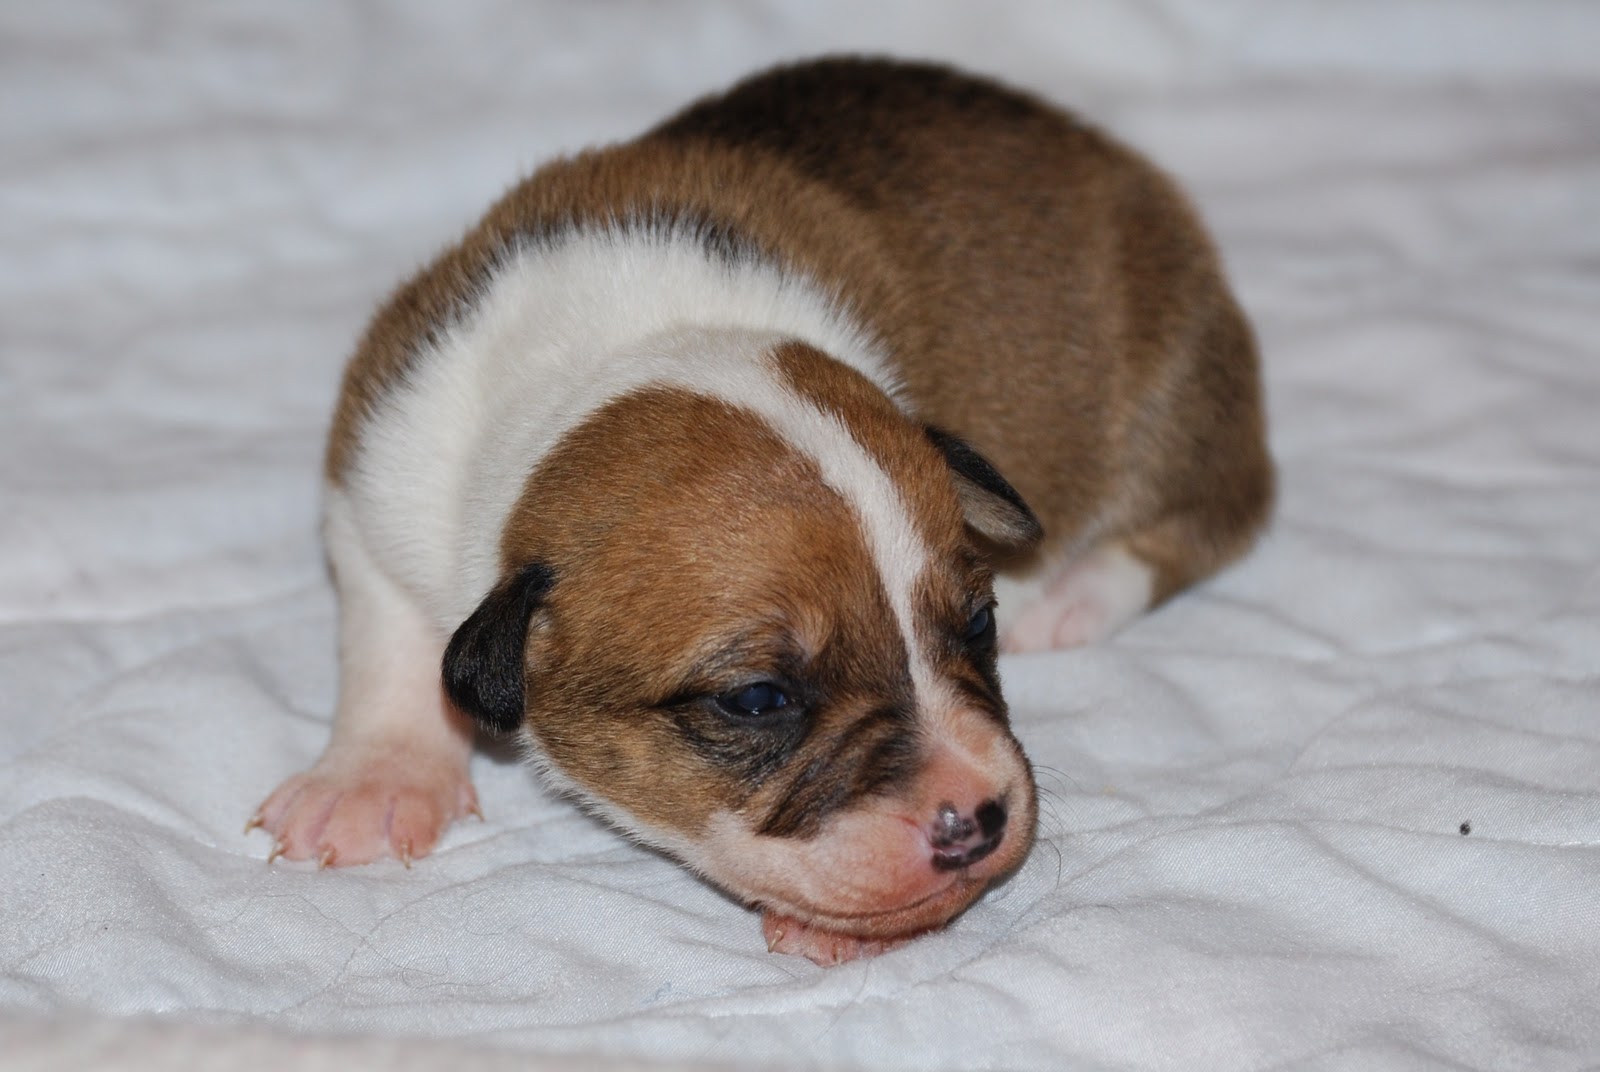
(760, 911), (918, 966)
(249, 749), (479, 867)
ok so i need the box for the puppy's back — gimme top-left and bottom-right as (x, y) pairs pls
(654, 58), (1271, 580)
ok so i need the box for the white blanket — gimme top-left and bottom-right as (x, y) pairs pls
(3, 3), (1597, 1069)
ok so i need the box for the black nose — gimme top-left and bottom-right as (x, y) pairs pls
(930, 799), (1007, 871)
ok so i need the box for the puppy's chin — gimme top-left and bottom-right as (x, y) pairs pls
(754, 881), (986, 966)
(761, 872), (992, 941)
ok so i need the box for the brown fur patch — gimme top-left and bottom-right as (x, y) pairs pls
(496, 385), (927, 838)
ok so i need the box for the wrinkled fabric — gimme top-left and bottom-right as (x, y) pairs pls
(2, 3), (1597, 1070)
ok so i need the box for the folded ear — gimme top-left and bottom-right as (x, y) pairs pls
(924, 426), (1043, 552)
(442, 562), (555, 734)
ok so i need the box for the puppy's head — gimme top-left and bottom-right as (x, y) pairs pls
(445, 336), (1040, 948)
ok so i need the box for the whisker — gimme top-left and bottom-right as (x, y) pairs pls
(1030, 762), (1082, 796)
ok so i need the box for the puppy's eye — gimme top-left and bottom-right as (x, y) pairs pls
(715, 682), (791, 718)
(963, 604), (996, 644)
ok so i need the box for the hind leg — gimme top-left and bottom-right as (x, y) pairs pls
(1000, 540), (1153, 652)
(1001, 465), (1273, 654)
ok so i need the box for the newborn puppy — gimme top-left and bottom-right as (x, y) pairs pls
(251, 57), (1272, 965)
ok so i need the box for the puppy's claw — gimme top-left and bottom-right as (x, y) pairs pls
(266, 841), (285, 866)
(243, 814), (264, 836)
(398, 840), (413, 869)
(318, 848), (337, 870)
(467, 801), (485, 822)
(766, 927), (786, 954)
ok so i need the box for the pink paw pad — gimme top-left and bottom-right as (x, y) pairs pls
(249, 753), (479, 868)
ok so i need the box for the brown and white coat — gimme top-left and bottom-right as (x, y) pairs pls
(253, 58), (1273, 965)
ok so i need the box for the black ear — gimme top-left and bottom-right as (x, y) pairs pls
(925, 426), (1043, 552)
(442, 562), (555, 734)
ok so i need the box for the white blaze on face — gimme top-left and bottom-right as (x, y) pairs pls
(645, 328), (944, 711)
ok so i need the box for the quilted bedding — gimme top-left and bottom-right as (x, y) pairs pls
(3, 3), (1598, 1069)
